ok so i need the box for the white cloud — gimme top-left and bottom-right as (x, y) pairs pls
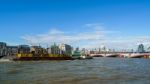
(21, 24), (107, 47)
(21, 23), (150, 50)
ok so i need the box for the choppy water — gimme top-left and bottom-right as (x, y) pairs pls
(0, 57), (150, 84)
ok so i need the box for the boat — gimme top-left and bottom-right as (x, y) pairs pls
(13, 45), (74, 61)
(72, 50), (93, 60)
(13, 53), (74, 61)
(79, 55), (93, 59)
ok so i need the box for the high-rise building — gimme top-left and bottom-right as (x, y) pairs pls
(147, 47), (150, 52)
(59, 44), (72, 55)
(0, 42), (7, 58)
(137, 44), (145, 53)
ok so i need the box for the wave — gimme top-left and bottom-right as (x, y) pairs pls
(0, 59), (11, 62)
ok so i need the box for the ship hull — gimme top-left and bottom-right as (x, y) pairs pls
(13, 57), (74, 61)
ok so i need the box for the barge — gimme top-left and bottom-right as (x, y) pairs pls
(13, 54), (74, 61)
(13, 44), (74, 61)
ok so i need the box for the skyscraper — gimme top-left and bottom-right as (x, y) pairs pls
(0, 42), (7, 58)
(59, 44), (72, 55)
(137, 44), (145, 53)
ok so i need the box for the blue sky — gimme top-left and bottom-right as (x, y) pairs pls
(0, 0), (150, 49)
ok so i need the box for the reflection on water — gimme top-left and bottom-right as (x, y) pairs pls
(0, 58), (150, 84)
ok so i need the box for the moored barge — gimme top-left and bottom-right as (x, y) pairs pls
(13, 54), (74, 61)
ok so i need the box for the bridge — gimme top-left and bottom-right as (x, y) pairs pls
(89, 52), (150, 58)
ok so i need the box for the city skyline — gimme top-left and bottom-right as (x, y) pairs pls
(0, 0), (150, 49)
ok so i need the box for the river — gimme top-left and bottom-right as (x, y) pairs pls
(0, 57), (150, 84)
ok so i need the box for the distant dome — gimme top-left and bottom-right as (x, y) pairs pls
(100, 45), (105, 48)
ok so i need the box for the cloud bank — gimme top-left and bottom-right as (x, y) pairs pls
(22, 23), (150, 50)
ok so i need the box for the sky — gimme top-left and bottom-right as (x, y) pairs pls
(0, 0), (150, 50)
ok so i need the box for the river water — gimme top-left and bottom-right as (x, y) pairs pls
(0, 57), (150, 84)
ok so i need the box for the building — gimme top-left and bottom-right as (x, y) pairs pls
(7, 46), (18, 56)
(137, 44), (145, 53)
(47, 47), (51, 54)
(30, 46), (47, 55)
(59, 44), (72, 55)
(0, 42), (7, 58)
(72, 47), (81, 58)
(100, 45), (106, 52)
(18, 45), (30, 54)
(81, 48), (89, 55)
(147, 47), (150, 52)
(49, 43), (60, 54)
